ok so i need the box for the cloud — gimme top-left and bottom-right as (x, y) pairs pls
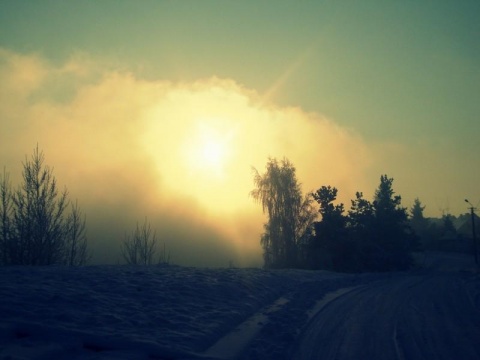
(0, 48), (374, 266)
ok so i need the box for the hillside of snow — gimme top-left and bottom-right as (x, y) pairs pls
(0, 252), (478, 360)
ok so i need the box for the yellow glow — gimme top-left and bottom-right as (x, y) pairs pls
(186, 122), (231, 177)
(202, 139), (223, 167)
(137, 80), (372, 219)
(0, 50), (377, 265)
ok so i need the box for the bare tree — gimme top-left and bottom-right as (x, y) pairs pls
(157, 241), (171, 266)
(0, 168), (13, 265)
(122, 218), (157, 265)
(65, 200), (90, 266)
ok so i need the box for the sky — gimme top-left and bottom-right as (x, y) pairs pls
(1, 1), (479, 266)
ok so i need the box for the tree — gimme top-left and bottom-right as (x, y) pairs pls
(0, 168), (13, 264)
(409, 198), (429, 249)
(410, 198), (427, 229)
(0, 146), (90, 266)
(10, 146), (70, 265)
(251, 158), (316, 268)
(65, 201), (90, 266)
(122, 218), (157, 265)
(441, 213), (457, 237)
(410, 198), (425, 218)
(303, 175), (418, 272)
(370, 175), (418, 271)
(348, 192), (374, 232)
(157, 241), (171, 266)
(310, 186), (347, 270)
(347, 192), (375, 271)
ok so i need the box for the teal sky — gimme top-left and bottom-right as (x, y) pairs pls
(2, 1), (479, 143)
(1, 0), (479, 220)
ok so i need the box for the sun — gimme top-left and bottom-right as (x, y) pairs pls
(184, 121), (232, 178)
(201, 138), (225, 168)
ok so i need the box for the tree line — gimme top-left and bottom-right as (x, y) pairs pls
(410, 198), (474, 253)
(0, 147), (460, 270)
(252, 157), (421, 272)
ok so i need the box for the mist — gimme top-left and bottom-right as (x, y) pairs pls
(1, 48), (375, 266)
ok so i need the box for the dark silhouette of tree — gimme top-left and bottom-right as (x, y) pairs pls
(410, 198), (426, 219)
(65, 201), (90, 266)
(0, 169), (13, 265)
(251, 158), (316, 268)
(308, 176), (418, 272)
(370, 175), (418, 271)
(10, 146), (70, 265)
(409, 198), (429, 249)
(157, 241), (171, 266)
(122, 218), (157, 265)
(310, 186), (347, 270)
(0, 146), (90, 265)
(441, 213), (457, 237)
(347, 192), (375, 271)
(348, 192), (375, 233)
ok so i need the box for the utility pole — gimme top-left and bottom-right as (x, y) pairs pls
(465, 199), (478, 265)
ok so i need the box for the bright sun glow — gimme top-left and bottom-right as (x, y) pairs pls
(201, 139), (225, 167)
(184, 121), (232, 178)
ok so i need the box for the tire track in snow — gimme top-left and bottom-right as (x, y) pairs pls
(202, 296), (290, 360)
(305, 286), (360, 321)
(291, 272), (480, 360)
(201, 284), (359, 360)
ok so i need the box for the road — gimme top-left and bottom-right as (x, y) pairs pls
(291, 271), (480, 360)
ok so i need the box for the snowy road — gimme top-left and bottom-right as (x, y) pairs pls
(291, 272), (480, 360)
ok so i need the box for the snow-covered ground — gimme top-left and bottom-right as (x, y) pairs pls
(0, 252), (478, 360)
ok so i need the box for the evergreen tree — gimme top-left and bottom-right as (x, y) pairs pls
(310, 186), (347, 270)
(409, 198), (429, 249)
(11, 146), (70, 265)
(371, 175), (417, 270)
(1, 146), (90, 265)
(348, 192), (374, 229)
(441, 214), (457, 238)
(347, 192), (375, 270)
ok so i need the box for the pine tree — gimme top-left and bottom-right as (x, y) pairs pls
(371, 175), (417, 271)
(311, 186), (347, 270)
(409, 198), (429, 249)
(1, 146), (90, 265)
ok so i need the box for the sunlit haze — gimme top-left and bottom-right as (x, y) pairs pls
(1, 1), (479, 266)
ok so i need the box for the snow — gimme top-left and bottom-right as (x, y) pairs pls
(0, 253), (478, 360)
